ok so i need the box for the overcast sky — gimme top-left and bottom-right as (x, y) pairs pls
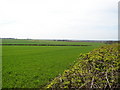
(0, 0), (118, 40)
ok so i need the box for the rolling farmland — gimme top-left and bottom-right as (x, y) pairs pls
(1, 39), (106, 88)
(1, 39), (104, 46)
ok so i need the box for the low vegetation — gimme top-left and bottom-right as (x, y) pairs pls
(3, 39), (116, 88)
(46, 44), (119, 89)
(2, 46), (98, 88)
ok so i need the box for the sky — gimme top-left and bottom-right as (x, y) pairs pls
(0, 0), (119, 40)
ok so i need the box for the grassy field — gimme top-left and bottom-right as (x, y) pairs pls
(2, 45), (102, 88)
(2, 39), (105, 88)
(1, 39), (104, 46)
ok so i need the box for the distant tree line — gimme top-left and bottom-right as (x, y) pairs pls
(0, 38), (16, 39)
(104, 41), (120, 44)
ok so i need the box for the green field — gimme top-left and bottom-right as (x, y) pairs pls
(1, 39), (104, 46)
(2, 45), (102, 88)
(2, 39), (105, 88)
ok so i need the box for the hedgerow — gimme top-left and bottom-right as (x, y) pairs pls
(46, 44), (120, 89)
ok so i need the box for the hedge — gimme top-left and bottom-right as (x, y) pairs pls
(46, 44), (120, 89)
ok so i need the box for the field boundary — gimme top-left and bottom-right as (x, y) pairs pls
(0, 44), (92, 46)
(46, 44), (119, 89)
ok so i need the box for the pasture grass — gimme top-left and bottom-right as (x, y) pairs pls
(2, 45), (100, 88)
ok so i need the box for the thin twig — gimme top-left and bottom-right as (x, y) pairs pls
(105, 70), (111, 88)
(79, 81), (90, 88)
(90, 77), (94, 88)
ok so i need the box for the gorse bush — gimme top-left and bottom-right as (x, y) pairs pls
(46, 44), (120, 89)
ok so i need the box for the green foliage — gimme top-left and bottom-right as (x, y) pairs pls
(46, 44), (120, 89)
(2, 46), (98, 88)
